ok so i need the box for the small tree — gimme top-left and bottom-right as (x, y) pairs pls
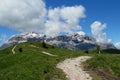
(96, 45), (101, 54)
(84, 50), (89, 54)
(19, 48), (23, 52)
(42, 41), (48, 49)
(51, 45), (55, 48)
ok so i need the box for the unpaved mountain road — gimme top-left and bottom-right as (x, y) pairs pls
(42, 51), (57, 57)
(12, 45), (17, 54)
(57, 56), (92, 80)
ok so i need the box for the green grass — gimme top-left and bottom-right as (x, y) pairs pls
(86, 54), (120, 80)
(0, 42), (85, 80)
(0, 42), (120, 80)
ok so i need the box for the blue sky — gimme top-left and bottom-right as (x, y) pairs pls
(0, 0), (120, 47)
(45, 0), (120, 43)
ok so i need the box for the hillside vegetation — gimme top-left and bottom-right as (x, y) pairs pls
(0, 42), (120, 80)
(85, 50), (120, 80)
(0, 42), (85, 80)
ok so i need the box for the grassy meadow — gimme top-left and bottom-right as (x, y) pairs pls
(0, 42), (120, 80)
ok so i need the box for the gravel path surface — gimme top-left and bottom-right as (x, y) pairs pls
(12, 45), (17, 54)
(57, 56), (92, 80)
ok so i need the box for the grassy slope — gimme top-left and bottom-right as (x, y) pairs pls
(0, 42), (85, 80)
(85, 51), (120, 80)
(0, 42), (120, 80)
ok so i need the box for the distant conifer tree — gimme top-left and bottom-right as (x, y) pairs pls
(96, 45), (101, 54)
(84, 50), (89, 54)
(19, 48), (23, 52)
(42, 41), (48, 49)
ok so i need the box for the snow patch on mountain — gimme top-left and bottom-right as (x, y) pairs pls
(0, 32), (116, 50)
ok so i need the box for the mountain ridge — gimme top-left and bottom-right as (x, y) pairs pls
(0, 32), (116, 50)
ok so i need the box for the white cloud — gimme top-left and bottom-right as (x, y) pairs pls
(0, 0), (86, 37)
(0, 34), (7, 46)
(91, 21), (112, 43)
(60, 6), (86, 24)
(45, 5), (86, 36)
(115, 42), (120, 49)
(0, 0), (46, 33)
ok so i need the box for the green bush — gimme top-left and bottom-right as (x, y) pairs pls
(42, 41), (48, 49)
(19, 48), (23, 52)
(84, 50), (89, 54)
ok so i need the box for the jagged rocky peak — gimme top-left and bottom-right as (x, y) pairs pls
(13, 32), (44, 38)
(0, 32), (116, 50)
(46, 32), (97, 50)
(7, 32), (45, 44)
(0, 32), (46, 50)
(65, 32), (96, 43)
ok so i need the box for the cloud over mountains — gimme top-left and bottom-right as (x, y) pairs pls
(91, 21), (112, 43)
(0, 34), (7, 45)
(0, 0), (117, 45)
(0, 0), (85, 36)
(45, 6), (85, 36)
(0, 0), (46, 32)
(115, 42), (120, 49)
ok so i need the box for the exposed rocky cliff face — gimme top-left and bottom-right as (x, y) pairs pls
(0, 32), (116, 50)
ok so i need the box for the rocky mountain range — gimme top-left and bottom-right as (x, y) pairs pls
(0, 32), (116, 50)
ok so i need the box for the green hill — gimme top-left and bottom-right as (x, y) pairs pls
(0, 42), (85, 80)
(0, 42), (120, 80)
